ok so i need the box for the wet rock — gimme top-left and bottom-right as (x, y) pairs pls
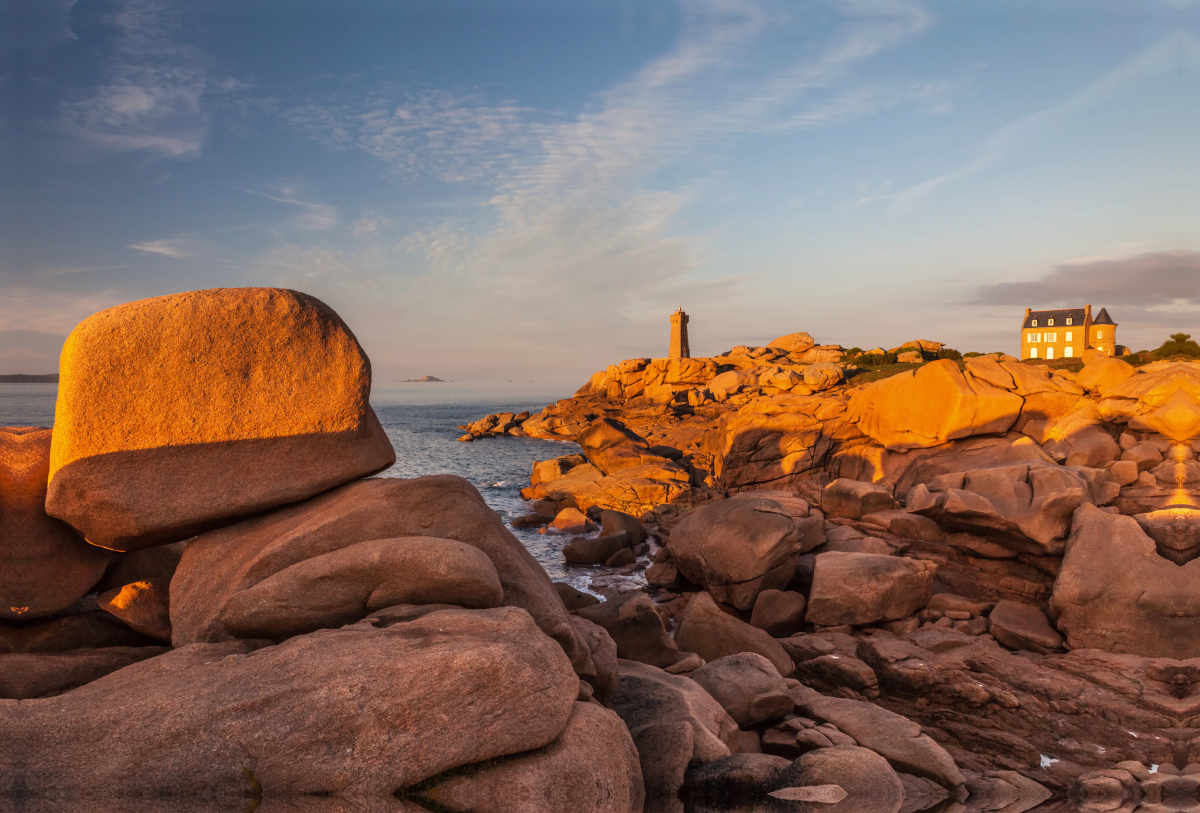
(218, 536), (505, 639)
(563, 531), (631, 565)
(511, 513), (554, 528)
(553, 582), (600, 610)
(550, 507), (594, 534)
(687, 653), (794, 728)
(45, 288), (395, 551)
(599, 509), (648, 547)
(668, 498), (806, 612)
(675, 592), (793, 677)
(806, 552), (936, 627)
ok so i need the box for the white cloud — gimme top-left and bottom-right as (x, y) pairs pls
(128, 238), (191, 258)
(240, 187), (338, 231)
(259, 0), (940, 376)
(58, 0), (213, 157)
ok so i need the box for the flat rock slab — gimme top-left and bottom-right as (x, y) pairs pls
(0, 646), (168, 699)
(45, 288), (396, 551)
(3, 607), (578, 799)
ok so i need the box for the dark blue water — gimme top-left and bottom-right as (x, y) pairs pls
(0, 381), (610, 588)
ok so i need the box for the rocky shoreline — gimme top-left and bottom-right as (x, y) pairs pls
(461, 332), (1200, 810)
(6, 292), (1200, 812)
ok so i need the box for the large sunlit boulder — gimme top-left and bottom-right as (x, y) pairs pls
(46, 288), (396, 551)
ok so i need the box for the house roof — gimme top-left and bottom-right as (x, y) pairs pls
(1022, 308), (1086, 329)
(1091, 307), (1117, 325)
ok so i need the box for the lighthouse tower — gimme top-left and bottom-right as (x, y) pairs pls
(669, 308), (690, 359)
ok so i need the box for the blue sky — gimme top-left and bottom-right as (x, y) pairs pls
(2, 0), (1198, 380)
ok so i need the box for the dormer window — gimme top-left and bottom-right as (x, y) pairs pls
(1066, 317), (1073, 325)
(1048, 318), (1054, 326)
(1031, 319), (1038, 327)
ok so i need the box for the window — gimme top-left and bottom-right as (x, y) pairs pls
(1096, 329), (1104, 339)
(1048, 318), (1055, 326)
(1065, 331), (1072, 341)
(1030, 347), (1039, 359)
(1066, 317), (1073, 325)
(1065, 347), (1073, 358)
(1045, 333), (1056, 342)
(1047, 347), (1055, 359)
(1031, 319), (1038, 327)
(1028, 332), (1041, 343)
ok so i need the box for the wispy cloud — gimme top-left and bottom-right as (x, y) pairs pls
(260, 0), (941, 372)
(240, 187), (338, 231)
(58, 0), (213, 157)
(886, 30), (1200, 213)
(129, 238), (192, 258)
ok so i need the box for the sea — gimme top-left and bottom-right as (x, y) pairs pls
(0, 381), (617, 591)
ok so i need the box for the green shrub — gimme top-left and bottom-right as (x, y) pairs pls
(936, 348), (963, 361)
(1154, 333), (1200, 358)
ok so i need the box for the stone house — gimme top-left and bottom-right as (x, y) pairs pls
(1020, 305), (1121, 360)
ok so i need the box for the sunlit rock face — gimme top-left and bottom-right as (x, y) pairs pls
(1136, 509), (1200, 565)
(0, 426), (111, 620)
(45, 288), (396, 551)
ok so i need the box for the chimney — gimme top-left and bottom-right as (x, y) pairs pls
(1025, 308), (1031, 318)
(1085, 304), (1092, 323)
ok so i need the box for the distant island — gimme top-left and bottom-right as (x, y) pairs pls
(0, 374), (59, 383)
(399, 376), (446, 382)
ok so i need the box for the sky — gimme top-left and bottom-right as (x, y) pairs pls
(2, 0), (1199, 383)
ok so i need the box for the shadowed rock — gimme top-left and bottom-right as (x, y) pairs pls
(2, 607), (577, 799)
(219, 536), (504, 639)
(169, 476), (595, 681)
(1, 427), (111, 620)
(422, 701), (644, 813)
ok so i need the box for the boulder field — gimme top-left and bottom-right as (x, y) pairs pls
(11, 294), (1200, 810)
(477, 341), (1200, 804)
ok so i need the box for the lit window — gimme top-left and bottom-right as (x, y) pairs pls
(1065, 347), (1073, 357)
(1048, 318), (1055, 326)
(1097, 330), (1104, 339)
(1066, 317), (1073, 325)
(1030, 347), (1039, 359)
(1031, 319), (1038, 327)
(1065, 331), (1072, 341)
(1047, 347), (1055, 359)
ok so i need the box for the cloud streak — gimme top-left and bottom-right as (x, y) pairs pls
(972, 251), (1200, 308)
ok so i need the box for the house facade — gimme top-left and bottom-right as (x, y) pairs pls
(1020, 304), (1120, 360)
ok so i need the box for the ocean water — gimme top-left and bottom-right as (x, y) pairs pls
(0, 381), (617, 589)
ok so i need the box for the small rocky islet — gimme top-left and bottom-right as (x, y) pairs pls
(4, 288), (1200, 813)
